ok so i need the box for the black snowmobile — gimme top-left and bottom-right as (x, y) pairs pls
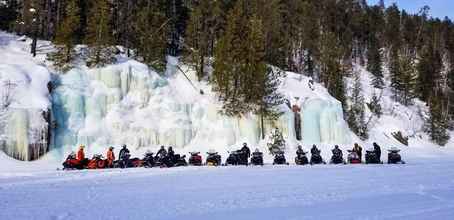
(365, 150), (382, 164)
(206, 152), (222, 166)
(225, 150), (248, 166)
(330, 150), (346, 165)
(388, 148), (405, 164)
(250, 151), (264, 166)
(310, 149), (326, 165)
(189, 152), (202, 166)
(171, 154), (188, 167)
(273, 151), (289, 165)
(295, 151), (309, 165)
(142, 152), (156, 168)
(115, 153), (142, 168)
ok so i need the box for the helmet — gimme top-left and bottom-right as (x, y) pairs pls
(160, 145), (165, 149)
(122, 144), (127, 148)
(335, 145), (339, 149)
(297, 145), (302, 149)
(255, 148), (260, 152)
(109, 146), (114, 150)
(243, 143), (247, 146)
(79, 145), (85, 149)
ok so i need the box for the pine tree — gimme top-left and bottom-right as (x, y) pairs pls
(185, 0), (221, 80)
(368, 92), (382, 117)
(389, 46), (401, 101)
(85, 0), (115, 67)
(133, 0), (168, 71)
(212, 0), (256, 116)
(248, 15), (285, 137)
(398, 54), (417, 105)
(347, 71), (368, 140)
(267, 128), (286, 155)
(49, 0), (80, 71)
(367, 35), (384, 88)
(427, 93), (450, 146)
(319, 30), (346, 108)
(417, 44), (442, 102)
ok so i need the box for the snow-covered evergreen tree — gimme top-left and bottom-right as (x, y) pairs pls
(267, 128), (286, 155)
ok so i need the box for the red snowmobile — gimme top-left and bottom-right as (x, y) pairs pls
(189, 152), (202, 166)
(62, 152), (84, 170)
(347, 150), (361, 164)
(87, 154), (107, 169)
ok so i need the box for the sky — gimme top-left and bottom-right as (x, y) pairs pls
(367, 0), (453, 20)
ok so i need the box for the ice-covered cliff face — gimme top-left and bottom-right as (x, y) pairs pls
(50, 57), (351, 157)
(0, 32), (52, 161)
(0, 32), (351, 160)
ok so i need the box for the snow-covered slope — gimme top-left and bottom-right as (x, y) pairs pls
(349, 64), (454, 156)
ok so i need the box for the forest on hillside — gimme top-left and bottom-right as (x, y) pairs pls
(1, 0), (454, 145)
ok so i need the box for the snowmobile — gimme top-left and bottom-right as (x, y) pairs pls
(250, 151), (264, 166)
(116, 153), (143, 168)
(142, 152), (156, 168)
(365, 150), (382, 164)
(154, 153), (172, 167)
(273, 151), (289, 165)
(225, 150), (240, 166)
(225, 150), (248, 166)
(387, 148), (405, 164)
(347, 150), (361, 164)
(310, 149), (326, 165)
(189, 152), (202, 166)
(87, 154), (107, 169)
(171, 154), (188, 167)
(206, 151), (222, 166)
(295, 151), (309, 165)
(330, 151), (346, 164)
(62, 152), (84, 170)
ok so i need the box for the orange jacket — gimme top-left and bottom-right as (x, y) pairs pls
(77, 149), (85, 161)
(107, 150), (115, 161)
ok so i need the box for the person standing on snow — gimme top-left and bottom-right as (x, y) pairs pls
(77, 145), (85, 161)
(353, 143), (363, 161)
(241, 143), (251, 158)
(106, 146), (115, 168)
(119, 145), (130, 160)
(373, 142), (382, 160)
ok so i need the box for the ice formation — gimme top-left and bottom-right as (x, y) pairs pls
(0, 32), (52, 160)
(49, 58), (351, 157)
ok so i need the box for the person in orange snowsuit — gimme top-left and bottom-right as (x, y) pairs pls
(106, 146), (115, 168)
(77, 145), (88, 167)
(77, 145), (85, 161)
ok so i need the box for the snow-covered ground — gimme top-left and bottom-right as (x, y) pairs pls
(1, 154), (454, 220)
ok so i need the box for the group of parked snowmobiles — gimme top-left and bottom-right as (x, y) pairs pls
(62, 142), (405, 170)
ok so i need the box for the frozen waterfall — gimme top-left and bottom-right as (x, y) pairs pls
(48, 60), (351, 158)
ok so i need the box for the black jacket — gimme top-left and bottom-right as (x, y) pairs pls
(241, 146), (251, 158)
(311, 147), (319, 155)
(119, 148), (130, 159)
(157, 148), (167, 157)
